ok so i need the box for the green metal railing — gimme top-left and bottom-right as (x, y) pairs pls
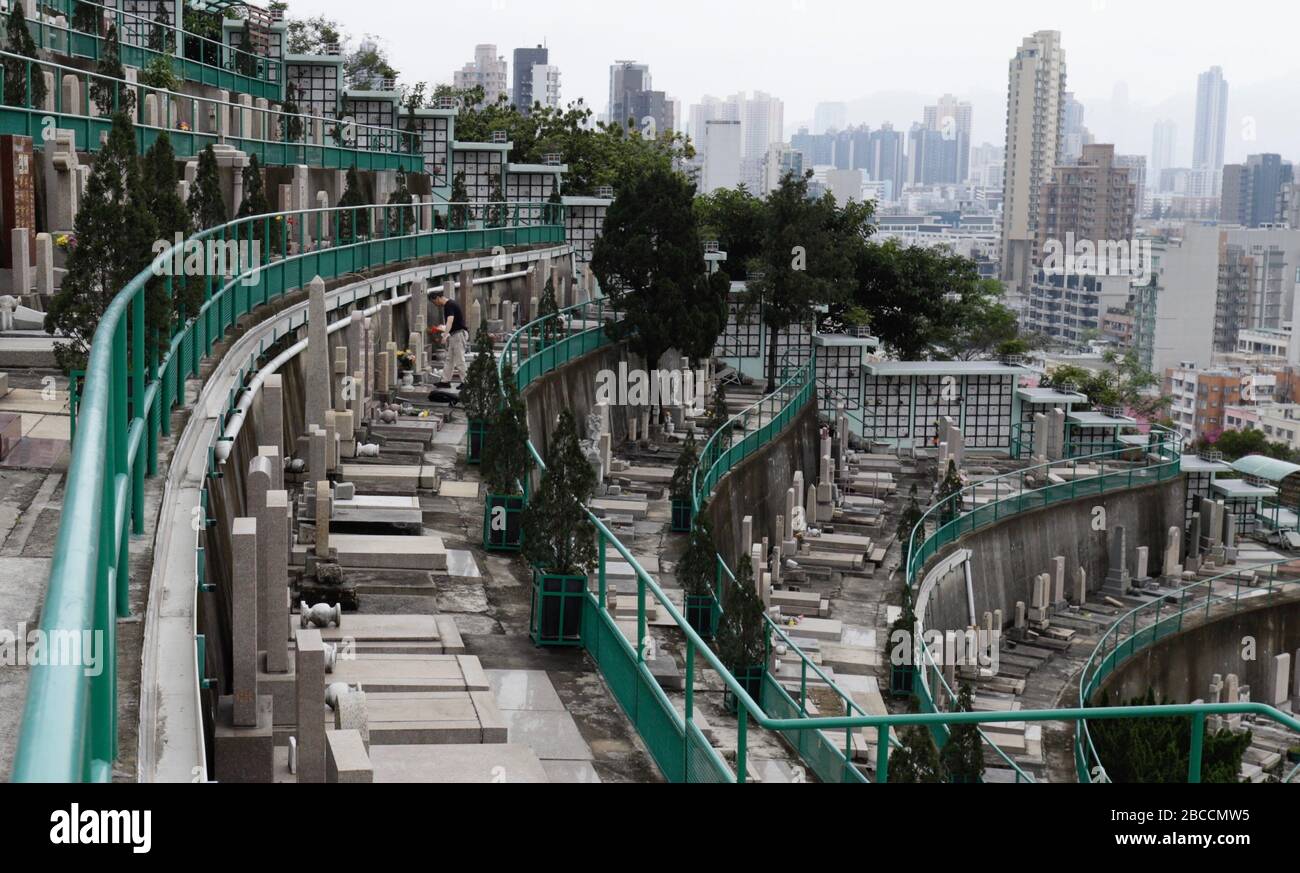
(1076, 558), (1300, 783)
(13, 0), (281, 100)
(0, 51), (420, 172)
(12, 201), (563, 782)
(500, 312), (1300, 784)
(905, 426), (1183, 589)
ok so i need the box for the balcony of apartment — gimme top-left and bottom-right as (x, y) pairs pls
(12, 0), (282, 102)
(0, 50), (422, 172)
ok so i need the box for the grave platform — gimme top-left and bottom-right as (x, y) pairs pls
(291, 533), (448, 571)
(332, 494), (423, 526)
(369, 742), (550, 783)
(339, 463), (437, 493)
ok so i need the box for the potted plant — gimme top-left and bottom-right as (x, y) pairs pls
(460, 328), (499, 464)
(887, 589), (918, 698)
(715, 553), (768, 713)
(677, 507), (718, 637)
(996, 337), (1029, 365)
(939, 681), (985, 783)
(669, 433), (697, 532)
(523, 410), (598, 646)
(481, 362), (530, 551)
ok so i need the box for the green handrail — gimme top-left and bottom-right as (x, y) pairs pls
(1076, 557), (1300, 783)
(12, 199), (564, 782)
(0, 50), (420, 171)
(19, 0), (281, 100)
(499, 309), (1300, 783)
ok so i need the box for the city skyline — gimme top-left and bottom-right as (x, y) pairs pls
(301, 0), (1299, 164)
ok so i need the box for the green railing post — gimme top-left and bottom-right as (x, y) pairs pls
(876, 724), (890, 783)
(1187, 711), (1205, 783)
(737, 705), (748, 784)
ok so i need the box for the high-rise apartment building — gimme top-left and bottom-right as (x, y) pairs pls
(511, 45), (549, 113)
(701, 119), (743, 194)
(453, 44), (509, 105)
(1192, 66), (1229, 172)
(1037, 144), (1136, 255)
(868, 124), (906, 199)
(1061, 92), (1088, 163)
(607, 60), (672, 133)
(1114, 154), (1148, 217)
(1221, 154), (1295, 227)
(813, 101), (847, 134)
(1001, 30), (1068, 297)
(1151, 119), (1177, 178)
(920, 93), (972, 182)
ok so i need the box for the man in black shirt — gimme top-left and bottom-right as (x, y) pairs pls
(431, 289), (469, 384)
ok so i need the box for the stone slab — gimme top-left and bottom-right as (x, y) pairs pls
(369, 743), (549, 783)
(326, 653), (490, 693)
(291, 533), (447, 571)
(332, 494), (423, 525)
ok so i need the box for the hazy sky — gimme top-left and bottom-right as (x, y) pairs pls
(294, 0), (1299, 164)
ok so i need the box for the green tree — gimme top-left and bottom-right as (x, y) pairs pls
(72, 1), (102, 36)
(853, 240), (999, 360)
(1041, 351), (1168, 419)
(187, 144), (227, 230)
(537, 276), (564, 345)
(745, 170), (870, 388)
(939, 682), (985, 782)
(236, 154), (281, 255)
(141, 132), (197, 325)
(4, 4), (46, 109)
(677, 506), (718, 599)
(714, 554), (766, 672)
(461, 327), (501, 423)
(337, 164), (369, 239)
(935, 460), (963, 524)
(486, 173), (506, 228)
(147, 0), (174, 54)
(234, 18), (258, 77)
(386, 167), (416, 235)
(890, 723), (944, 783)
(708, 382), (731, 451)
(591, 165), (729, 383)
(344, 35), (398, 89)
(895, 482), (924, 545)
(284, 14), (343, 55)
(1197, 428), (1295, 463)
(91, 25), (133, 117)
(669, 433), (698, 503)
(481, 362), (532, 495)
(694, 185), (765, 282)
(448, 171), (469, 229)
(281, 82), (304, 142)
(522, 410), (598, 575)
(1090, 689), (1251, 783)
(45, 114), (159, 374)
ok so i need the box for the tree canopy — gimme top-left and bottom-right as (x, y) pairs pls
(591, 165), (729, 371)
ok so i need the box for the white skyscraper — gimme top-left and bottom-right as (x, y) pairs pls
(1001, 30), (1067, 298)
(1192, 66), (1228, 171)
(701, 120), (742, 194)
(1151, 119), (1177, 179)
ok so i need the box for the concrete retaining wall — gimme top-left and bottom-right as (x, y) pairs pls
(1098, 593), (1300, 705)
(924, 478), (1186, 634)
(705, 402), (822, 570)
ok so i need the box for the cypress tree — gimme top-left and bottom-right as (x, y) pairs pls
(236, 154), (279, 254)
(448, 171), (468, 229)
(521, 410), (598, 575)
(386, 167), (415, 235)
(481, 363), (532, 496)
(141, 132), (196, 327)
(461, 327), (501, 423)
(187, 144), (227, 230)
(281, 82), (304, 142)
(715, 553), (766, 673)
(337, 164), (369, 239)
(676, 506), (717, 599)
(4, 4), (47, 109)
(45, 114), (159, 373)
(91, 25), (134, 117)
(890, 724), (943, 783)
(537, 276), (563, 345)
(939, 682), (985, 783)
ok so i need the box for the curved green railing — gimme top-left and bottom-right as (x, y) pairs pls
(18, 0), (281, 100)
(11, 200), (563, 782)
(905, 425), (1183, 590)
(0, 51), (420, 172)
(1077, 558), (1300, 783)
